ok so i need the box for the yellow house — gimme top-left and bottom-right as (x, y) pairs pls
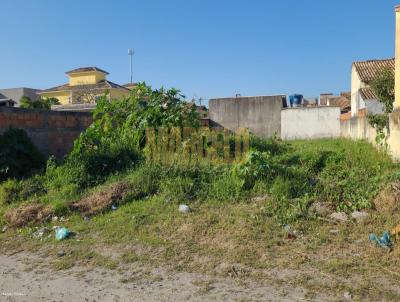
(39, 67), (131, 105)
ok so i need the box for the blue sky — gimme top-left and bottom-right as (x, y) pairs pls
(0, 0), (398, 103)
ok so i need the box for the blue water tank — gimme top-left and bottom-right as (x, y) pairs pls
(289, 94), (303, 107)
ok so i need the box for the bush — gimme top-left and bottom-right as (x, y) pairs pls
(250, 135), (289, 155)
(264, 195), (311, 224)
(126, 164), (163, 198)
(0, 128), (45, 181)
(0, 179), (21, 204)
(20, 96), (60, 110)
(208, 173), (243, 202)
(160, 177), (196, 202)
(232, 151), (271, 190)
(317, 151), (384, 212)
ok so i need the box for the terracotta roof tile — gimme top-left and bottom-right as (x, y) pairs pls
(359, 87), (377, 100)
(327, 96), (351, 111)
(353, 58), (394, 84)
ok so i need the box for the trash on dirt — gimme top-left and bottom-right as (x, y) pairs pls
(329, 229), (339, 234)
(351, 211), (369, 223)
(330, 212), (348, 223)
(344, 291), (352, 300)
(178, 204), (190, 214)
(52, 216), (59, 222)
(283, 225), (297, 240)
(369, 231), (393, 249)
(33, 227), (51, 239)
(55, 227), (71, 241)
(83, 216), (91, 221)
(57, 251), (66, 257)
(1, 226), (8, 233)
(111, 204), (118, 211)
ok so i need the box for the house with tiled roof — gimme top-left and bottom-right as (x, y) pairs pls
(319, 92), (351, 114)
(351, 58), (394, 116)
(39, 67), (131, 106)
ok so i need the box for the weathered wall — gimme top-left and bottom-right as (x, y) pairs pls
(340, 114), (376, 142)
(0, 107), (92, 159)
(208, 95), (284, 138)
(281, 107), (341, 140)
(339, 109), (400, 161)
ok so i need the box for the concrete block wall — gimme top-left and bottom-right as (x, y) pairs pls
(281, 107), (341, 140)
(0, 107), (92, 159)
(208, 95), (284, 138)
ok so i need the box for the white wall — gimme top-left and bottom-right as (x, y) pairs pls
(350, 65), (366, 116)
(281, 107), (341, 140)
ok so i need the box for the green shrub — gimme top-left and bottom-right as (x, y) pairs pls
(232, 151), (271, 190)
(208, 173), (243, 202)
(20, 96), (60, 110)
(18, 175), (46, 200)
(250, 135), (289, 155)
(44, 157), (86, 191)
(52, 199), (70, 217)
(317, 152), (383, 212)
(0, 128), (45, 181)
(0, 179), (21, 204)
(264, 195), (311, 224)
(0, 176), (45, 204)
(270, 177), (291, 200)
(160, 177), (196, 202)
(126, 164), (163, 198)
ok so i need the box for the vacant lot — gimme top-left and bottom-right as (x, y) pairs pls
(2, 138), (400, 301)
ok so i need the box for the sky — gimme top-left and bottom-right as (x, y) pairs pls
(0, 0), (398, 105)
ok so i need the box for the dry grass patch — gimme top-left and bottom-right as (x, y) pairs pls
(4, 202), (53, 227)
(374, 182), (400, 213)
(70, 181), (133, 215)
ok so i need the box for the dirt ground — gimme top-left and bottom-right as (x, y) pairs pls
(0, 251), (331, 302)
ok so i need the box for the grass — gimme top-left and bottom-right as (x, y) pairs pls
(1, 138), (400, 300)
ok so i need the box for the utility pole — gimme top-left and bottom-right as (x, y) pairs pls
(128, 48), (134, 83)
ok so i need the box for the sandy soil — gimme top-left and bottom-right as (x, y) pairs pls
(0, 252), (321, 302)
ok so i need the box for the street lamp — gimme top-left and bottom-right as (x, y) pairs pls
(128, 48), (134, 84)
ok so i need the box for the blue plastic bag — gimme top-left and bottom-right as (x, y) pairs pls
(369, 231), (392, 249)
(55, 227), (71, 241)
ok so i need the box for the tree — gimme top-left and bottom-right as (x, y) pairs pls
(72, 84), (102, 104)
(370, 67), (395, 114)
(20, 97), (60, 110)
(19, 96), (32, 108)
(367, 67), (395, 146)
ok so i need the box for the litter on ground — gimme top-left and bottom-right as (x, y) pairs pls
(369, 231), (393, 249)
(55, 227), (71, 241)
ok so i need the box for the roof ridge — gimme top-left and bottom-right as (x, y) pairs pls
(65, 67), (109, 75)
(105, 80), (131, 91)
(353, 58), (394, 64)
